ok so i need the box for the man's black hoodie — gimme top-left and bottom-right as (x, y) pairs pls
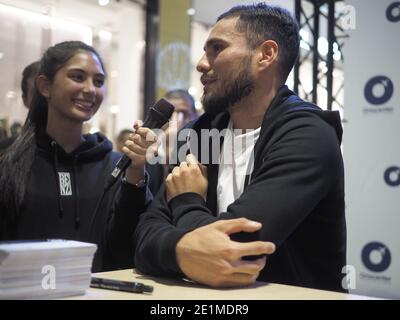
(0, 131), (152, 272)
(134, 86), (346, 292)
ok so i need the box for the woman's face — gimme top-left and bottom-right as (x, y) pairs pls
(45, 50), (105, 123)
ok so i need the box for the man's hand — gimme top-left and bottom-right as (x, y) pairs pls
(122, 120), (158, 185)
(166, 154), (208, 201)
(176, 218), (276, 288)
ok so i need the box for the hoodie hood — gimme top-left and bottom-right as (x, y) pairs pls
(263, 85), (343, 144)
(36, 130), (113, 161)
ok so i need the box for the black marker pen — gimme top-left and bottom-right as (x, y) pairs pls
(90, 277), (153, 294)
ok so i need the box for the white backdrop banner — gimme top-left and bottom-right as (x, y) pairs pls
(344, 0), (400, 299)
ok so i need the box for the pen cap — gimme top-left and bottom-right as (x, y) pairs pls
(141, 284), (154, 293)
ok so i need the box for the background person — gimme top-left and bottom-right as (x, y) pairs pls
(0, 61), (40, 151)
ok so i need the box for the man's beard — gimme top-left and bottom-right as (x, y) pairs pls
(202, 59), (255, 116)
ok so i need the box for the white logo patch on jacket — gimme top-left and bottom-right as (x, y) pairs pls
(58, 172), (72, 196)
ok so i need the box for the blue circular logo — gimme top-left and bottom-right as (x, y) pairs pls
(362, 242), (391, 272)
(364, 76), (394, 105)
(387, 2), (400, 22)
(384, 166), (400, 186)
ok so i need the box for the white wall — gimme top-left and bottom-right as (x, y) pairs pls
(343, 0), (400, 299)
(0, 0), (145, 146)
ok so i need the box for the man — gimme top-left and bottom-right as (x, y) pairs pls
(21, 61), (40, 110)
(165, 89), (198, 129)
(0, 61), (40, 151)
(134, 3), (346, 291)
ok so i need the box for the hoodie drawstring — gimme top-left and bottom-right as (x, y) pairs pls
(51, 141), (64, 218)
(51, 141), (80, 230)
(73, 157), (80, 230)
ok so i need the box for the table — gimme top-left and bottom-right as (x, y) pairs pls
(66, 269), (377, 300)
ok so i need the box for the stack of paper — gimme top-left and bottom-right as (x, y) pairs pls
(0, 240), (97, 299)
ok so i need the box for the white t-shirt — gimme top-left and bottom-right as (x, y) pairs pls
(217, 120), (261, 214)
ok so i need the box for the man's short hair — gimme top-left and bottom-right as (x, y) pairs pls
(218, 3), (300, 81)
(21, 61), (40, 98)
(165, 89), (196, 114)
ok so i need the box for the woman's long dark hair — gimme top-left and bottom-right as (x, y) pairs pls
(0, 41), (105, 220)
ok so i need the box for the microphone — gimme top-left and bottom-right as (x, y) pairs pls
(105, 98), (175, 190)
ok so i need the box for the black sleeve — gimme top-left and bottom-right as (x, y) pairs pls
(170, 112), (343, 247)
(134, 183), (196, 277)
(102, 178), (153, 270)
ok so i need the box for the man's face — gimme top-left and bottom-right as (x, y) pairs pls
(167, 97), (195, 129)
(197, 17), (256, 115)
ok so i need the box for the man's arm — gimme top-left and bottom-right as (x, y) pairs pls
(134, 182), (276, 287)
(134, 183), (191, 277)
(176, 218), (275, 287)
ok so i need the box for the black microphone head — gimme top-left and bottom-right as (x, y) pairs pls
(153, 98), (175, 119)
(142, 98), (175, 130)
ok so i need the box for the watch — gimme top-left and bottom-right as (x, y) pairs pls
(123, 172), (148, 188)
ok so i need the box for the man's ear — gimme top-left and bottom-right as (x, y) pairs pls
(257, 40), (279, 70)
(36, 75), (51, 99)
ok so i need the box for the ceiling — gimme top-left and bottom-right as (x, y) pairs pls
(0, 0), (139, 32)
(0, 0), (297, 31)
(193, 0), (295, 27)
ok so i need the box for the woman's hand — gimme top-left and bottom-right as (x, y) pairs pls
(122, 121), (158, 185)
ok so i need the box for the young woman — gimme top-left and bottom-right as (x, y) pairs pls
(0, 41), (156, 272)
